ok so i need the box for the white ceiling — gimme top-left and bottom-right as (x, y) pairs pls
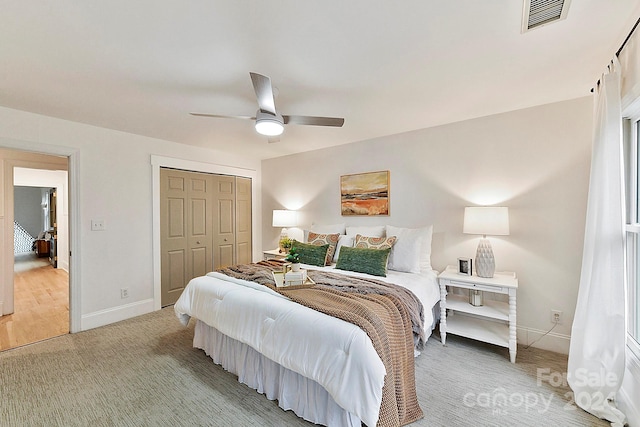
(2, 1), (640, 160)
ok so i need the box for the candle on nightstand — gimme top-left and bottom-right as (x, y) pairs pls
(469, 289), (483, 306)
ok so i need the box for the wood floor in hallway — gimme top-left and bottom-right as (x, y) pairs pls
(0, 254), (69, 351)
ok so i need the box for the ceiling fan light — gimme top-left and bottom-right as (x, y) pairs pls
(255, 116), (284, 136)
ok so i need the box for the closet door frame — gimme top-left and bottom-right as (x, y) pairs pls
(151, 155), (259, 311)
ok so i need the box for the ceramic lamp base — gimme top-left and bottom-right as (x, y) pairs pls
(475, 237), (495, 278)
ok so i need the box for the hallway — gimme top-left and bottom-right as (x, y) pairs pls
(0, 253), (69, 351)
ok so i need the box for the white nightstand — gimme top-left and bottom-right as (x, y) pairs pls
(438, 265), (518, 363)
(263, 248), (287, 260)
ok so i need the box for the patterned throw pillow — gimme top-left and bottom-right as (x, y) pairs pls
(307, 232), (340, 265)
(291, 240), (330, 267)
(336, 246), (392, 277)
(354, 234), (397, 250)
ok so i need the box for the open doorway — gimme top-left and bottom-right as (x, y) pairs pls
(0, 166), (69, 351)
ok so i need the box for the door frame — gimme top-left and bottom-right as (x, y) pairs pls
(0, 138), (81, 333)
(151, 155), (259, 310)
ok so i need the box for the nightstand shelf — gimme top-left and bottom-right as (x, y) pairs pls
(438, 265), (518, 363)
(445, 312), (509, 348)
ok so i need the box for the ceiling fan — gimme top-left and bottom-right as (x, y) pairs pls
(190, 72), (345, 143)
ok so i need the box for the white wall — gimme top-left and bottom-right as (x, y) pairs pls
(262, 96), (593, 354)
(0, 105), (262, 331)
(14, 186), (43, 238)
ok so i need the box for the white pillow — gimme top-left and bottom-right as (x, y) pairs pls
(345, 225), (385, 237)
(311, 223), (346, 234)
(419, 225), (434, 271)
(386, 225), (433, 273)
(333, 235), (355, 262)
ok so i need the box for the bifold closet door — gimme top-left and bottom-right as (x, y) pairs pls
(235, 177), (252, 265)
(160, 168), (213, 307)
(212, 175), (236, 269)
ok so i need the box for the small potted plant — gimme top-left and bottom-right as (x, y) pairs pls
(285, 247), (301, 271)
(279, 236), (292, 253)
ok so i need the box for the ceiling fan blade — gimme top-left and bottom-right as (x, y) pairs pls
(283, 115), (345, 127)
(190, 113), (255, 120)
(267, 136), (280, 143)
(250, 72), (277, 115)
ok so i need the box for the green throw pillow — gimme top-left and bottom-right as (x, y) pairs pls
(291, 240), (330, 267)
(335, 246), (391, 277)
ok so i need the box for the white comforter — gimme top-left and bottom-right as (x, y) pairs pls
(174, 266), (439, 426)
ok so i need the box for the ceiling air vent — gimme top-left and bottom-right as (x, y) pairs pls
(522, 0), (571, 32)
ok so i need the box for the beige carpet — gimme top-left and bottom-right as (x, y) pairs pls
(0, 307), (609, 427)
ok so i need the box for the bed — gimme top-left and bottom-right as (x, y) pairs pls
(174, 224), (439, 427)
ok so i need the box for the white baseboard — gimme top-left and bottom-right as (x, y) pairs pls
(516, 326), (571, 355)
(0, 301), (3, 316)
(81, 298), (155, 331)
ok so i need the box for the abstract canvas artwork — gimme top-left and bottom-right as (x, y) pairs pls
(340, 171), (390, 216)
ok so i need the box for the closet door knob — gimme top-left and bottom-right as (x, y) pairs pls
(196, 241), (201, 245)
(224, 238), (228, 242)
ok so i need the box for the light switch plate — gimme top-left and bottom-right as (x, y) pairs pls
(91, 219), (106, 231)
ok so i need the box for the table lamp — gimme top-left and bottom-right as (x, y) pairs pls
(272, 209), (297, 252)
(463, 206), (510, 278)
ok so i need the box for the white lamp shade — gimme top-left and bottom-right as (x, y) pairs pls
(463, 206), (510, 236)
(272, 209), (297, 227)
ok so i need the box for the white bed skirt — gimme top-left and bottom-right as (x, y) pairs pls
(194, 320), (362, 427)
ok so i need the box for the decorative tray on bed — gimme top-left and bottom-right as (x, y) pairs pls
(272, 271), (316, 288)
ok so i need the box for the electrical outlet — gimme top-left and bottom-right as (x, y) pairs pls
(120, 288), (129, 299)
(551, 310), (563, 324)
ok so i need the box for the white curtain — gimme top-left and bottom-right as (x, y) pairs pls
(567, 59), (627, 426)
